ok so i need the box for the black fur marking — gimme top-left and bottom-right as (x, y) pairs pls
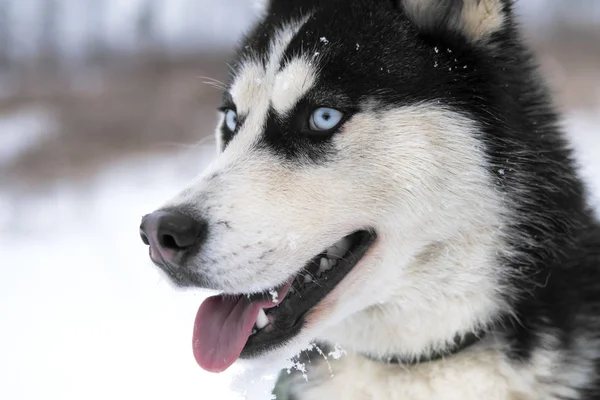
(220, 123), (234, 149)
(255, 105), (340, 163)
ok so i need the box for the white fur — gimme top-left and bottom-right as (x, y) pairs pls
(272, 57), (317, 115)
(460, 0), (505, 40)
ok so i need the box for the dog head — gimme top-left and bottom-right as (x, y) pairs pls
(141, 0), (522, 372)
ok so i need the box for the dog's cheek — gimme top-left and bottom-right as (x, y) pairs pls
(337, 106), (489, 224)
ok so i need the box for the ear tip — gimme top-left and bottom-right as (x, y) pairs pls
(252, 0), (270, 14)
(401, 0), (463, 31)
(400, 0), (510, 43)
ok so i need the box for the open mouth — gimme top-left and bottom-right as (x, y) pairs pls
(192, 229), (376, 372)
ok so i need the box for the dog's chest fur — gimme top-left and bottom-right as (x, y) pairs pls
(283, 343), (596, 400)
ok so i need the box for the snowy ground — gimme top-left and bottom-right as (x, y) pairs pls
(0, 112), (599, 400)
(0, 147), (246, 400)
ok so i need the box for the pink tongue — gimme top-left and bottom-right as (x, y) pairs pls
(192, 282), (291, 373)
(192, 295), (262, 372)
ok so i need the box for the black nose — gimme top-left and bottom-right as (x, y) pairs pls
(140, 211), (206, 264)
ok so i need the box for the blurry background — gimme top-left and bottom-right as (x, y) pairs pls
(0, 1), (598, 399)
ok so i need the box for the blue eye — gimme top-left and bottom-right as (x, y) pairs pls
(309, 108), (344, 131)
(224, 109), (238, 131)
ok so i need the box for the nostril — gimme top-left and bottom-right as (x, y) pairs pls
(160, 233), (181, 250)
(140, 230), (150, 245)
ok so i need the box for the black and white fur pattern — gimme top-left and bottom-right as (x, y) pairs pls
(159, 0), (600, 398)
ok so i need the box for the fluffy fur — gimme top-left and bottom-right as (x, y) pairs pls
(152, 0), (600, 398)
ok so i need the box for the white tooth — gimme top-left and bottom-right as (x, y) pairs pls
(318, 257), (331, 275)
(256, 309), (269, 329)
(326, 237), (351, 260)
(331, 259), (338, 266)
(304, 274), (313, 283)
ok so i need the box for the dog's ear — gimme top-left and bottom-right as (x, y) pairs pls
(252, 0), (270, 15)
(252, 0), (277, 20)
(400, 0), (510, 43)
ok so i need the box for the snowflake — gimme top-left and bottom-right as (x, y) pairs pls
(287, 359), (308, 381)
(328, 344), (347, 360)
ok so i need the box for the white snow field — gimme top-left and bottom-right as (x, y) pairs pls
(0, 112), (599, 400)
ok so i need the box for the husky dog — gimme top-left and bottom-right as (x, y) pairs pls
(139, 0), (600, 398)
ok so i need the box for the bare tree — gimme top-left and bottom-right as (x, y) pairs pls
(0, 0), (10, 71)
(137, 0), (162, 61)
(551, 0), (599, 25)
(85, 0), (109, 67)
(38, 0), (60, 74)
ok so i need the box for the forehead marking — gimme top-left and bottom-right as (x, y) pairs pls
(223, 16), (313, 153)
(230, 16), (311, 116)
(272, 57), (317, 115)
(230, 62), (266, 115)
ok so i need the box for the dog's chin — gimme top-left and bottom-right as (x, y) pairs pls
(192, 229), (376, 372)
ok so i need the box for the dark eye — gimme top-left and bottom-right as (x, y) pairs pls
(224, 109), (238, 131)
(309, 107), (344, 131)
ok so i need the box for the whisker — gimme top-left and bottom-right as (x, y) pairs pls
(302, 270), (324, 288)
(226, 62), (236, 75)
(198, 75), (226, 86)
(201, 81), (226, 91)
(198, 75), (227, 91)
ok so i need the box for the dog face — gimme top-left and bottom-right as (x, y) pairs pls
(141, 0), (515, 372)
